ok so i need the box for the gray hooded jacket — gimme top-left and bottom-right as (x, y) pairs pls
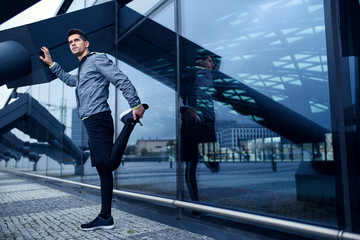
(49, 52), (141, 120)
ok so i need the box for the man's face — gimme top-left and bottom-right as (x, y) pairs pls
(199, 56), (214, 70)
(68, 34), (89, 56)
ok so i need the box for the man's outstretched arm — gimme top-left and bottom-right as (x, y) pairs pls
(39, 46), (77, 87)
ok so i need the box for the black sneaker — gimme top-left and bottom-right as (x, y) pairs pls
(80, 216), (114, 231)
(119, 103), (149, 126)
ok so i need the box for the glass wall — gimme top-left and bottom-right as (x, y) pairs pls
(114, 62), (177, 198)
(3, 71), (84, 183)
(179, 0), (336, 226)
(2, 0), (356, 232)
(113, 2), (177, 198)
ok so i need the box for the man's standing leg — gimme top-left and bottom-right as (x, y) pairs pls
(81, 112), (115, 230)
(96, 163), (113, 219)
(181, 119), (200, 202)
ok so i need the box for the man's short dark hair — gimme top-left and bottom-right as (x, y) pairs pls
(194, 48), (213, 65)
(68, 28), (88, 42)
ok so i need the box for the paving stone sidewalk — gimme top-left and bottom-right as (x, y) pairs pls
(0, 171), (214, 240)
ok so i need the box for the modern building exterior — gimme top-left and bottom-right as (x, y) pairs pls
(135, 139), (174, 155)
(0, 0), (360, 239)
(221, 127), (278, 149)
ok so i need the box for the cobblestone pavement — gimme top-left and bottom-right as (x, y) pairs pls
(0, 171), (214, 240)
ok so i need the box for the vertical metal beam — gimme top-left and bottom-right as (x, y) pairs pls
(356, 56), (360, 181)
(323, 0), (357, 231)
(60, 80), (65, 177)
(114, 0), (120, 189)
(174, 0), (184, 216)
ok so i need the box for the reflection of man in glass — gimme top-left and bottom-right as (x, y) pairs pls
(180, 53), (219, 210)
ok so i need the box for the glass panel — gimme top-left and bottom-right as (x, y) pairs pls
(128, 0), (163, 15)
(12, 86), (34, 173)
(45, 80), (62, 177)
(29, 84), (45, 175)
(111, 1), (176, 198)
(115, 61), (177, 198)
(67, 0), (112, 13)
(46, 70), (86, 183)
(180, 0), (336, 226)
(0, 76), (84, 181)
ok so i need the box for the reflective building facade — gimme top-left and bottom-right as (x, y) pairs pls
(1, 0), (359, 238)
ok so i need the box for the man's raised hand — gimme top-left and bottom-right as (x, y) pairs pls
(39, 46), (54, 66)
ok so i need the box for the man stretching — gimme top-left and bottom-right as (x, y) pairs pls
(40, 28), (147, 230)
